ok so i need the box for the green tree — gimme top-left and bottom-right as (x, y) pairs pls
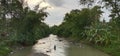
(0, 0), (50, 45)
(79, 0), (120, 19)
(84, 21), (112, 45)
(53, 6), (103, 41)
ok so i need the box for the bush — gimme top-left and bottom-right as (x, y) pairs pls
(0, 42), (11, 56)
(84, 22), (112, 46)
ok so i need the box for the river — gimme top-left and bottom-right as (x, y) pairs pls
(9, 34), (110, 56)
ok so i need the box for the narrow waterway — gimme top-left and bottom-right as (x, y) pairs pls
(9, 34), (110, 56)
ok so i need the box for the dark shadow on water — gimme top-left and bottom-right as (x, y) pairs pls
(9, 46), (32, 56)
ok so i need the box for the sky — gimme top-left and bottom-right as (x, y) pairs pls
(25, 0), (111, 26)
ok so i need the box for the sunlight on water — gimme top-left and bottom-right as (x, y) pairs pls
(33, 34), (69, 56)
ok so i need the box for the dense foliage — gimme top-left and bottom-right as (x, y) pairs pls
(79, 0), (120, 56)
(79, 0), (120, 18)
(0, 0), (119, 56)
(9, 8), (50, 45)
(0, 0), (50, 55)
(84, 21), (113, 45)
(51, 0), (120, 56)
(52, 6), (105, 41)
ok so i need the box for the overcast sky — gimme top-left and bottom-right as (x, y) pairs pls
(26, 0), (110, 26)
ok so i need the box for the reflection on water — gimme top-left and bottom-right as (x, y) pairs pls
(67, 43), (110, 56)
(32, 34), (69, 56)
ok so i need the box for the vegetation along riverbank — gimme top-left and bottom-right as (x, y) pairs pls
(0, 0), (51, 56)
(51, 0), (120, 55)
(0, 0), (120, 56)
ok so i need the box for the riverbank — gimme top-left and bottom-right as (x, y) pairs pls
(66, 38), (119, 56)
(63, 38), (110, 56)
(80, 40), (120, 56)
(7, 34), (117, 56)
(0, 45), (11, 56)
(94, 40), (120, 56)
(0, 39), (12, 56)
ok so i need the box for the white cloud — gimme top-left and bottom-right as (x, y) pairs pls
(26, 0), (111, 26)
(45, 0), (65, 7)
(44, 0), (80, 26)
(26, 0), (81, 26)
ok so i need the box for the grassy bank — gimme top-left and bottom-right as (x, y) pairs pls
(65, 37), (120, 56)
(77, 39), (120, 56)
(94, 40), (120, 56)
(0, 39), (11, 56)
(0, 46), (11, 56)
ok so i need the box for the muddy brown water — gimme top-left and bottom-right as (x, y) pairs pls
(9, 44), (110, 56)
(9, 35), (110, 56)
(9, 46), (32, 56)
(67, 43), (110, 56)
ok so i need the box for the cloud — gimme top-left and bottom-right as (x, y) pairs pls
(45, 0), (65, 7)
(44, 7), (70, 26)
(26, 0), (80, 26)
(27, 0), (110, 26)
(44, 0), (80, 26)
